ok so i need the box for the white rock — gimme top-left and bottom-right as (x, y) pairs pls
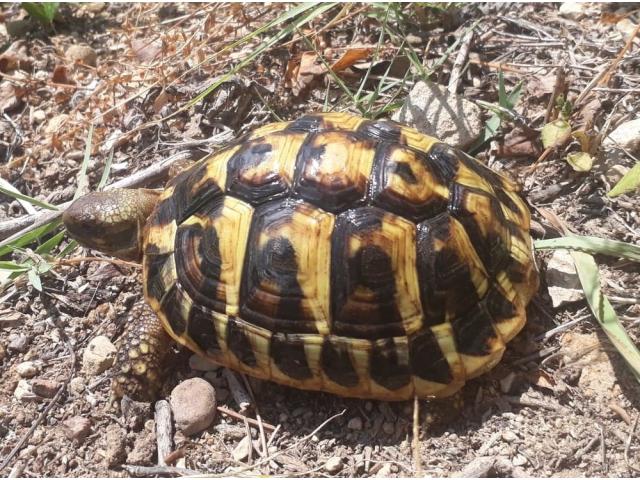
(170, 377), (217, 436)
(376, 463), (393, 477)
(392, 80), (482, 148)
(603, 118), (640, 153)
(82, 335), (116, 375)
(512, 454), (528, 467)
(546, 249), (583, 308)
(347, 416), (363, 430)
(558, 2), (588, 20)
(324, 456), (344, 474)
(68, 376), (86, 395)
(189, 354), (221, 371)
(232, 435), (255, 462)
(16, 361), (37, 378)
(502, 431), (518, 443)
(14, 379), (33, 401)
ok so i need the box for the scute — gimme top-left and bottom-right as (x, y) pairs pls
(142, 111), (539, 401)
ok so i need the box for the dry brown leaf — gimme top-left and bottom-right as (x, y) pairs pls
(526, 370), (556, 391)
(52, 64), (74, 85)
(131, 38), (163, 63)
(287, 52), (327, 97)
(331, 47), (372, 73)
(497, 129), (542, 158)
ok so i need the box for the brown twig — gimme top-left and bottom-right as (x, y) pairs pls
(54, 256), (141, 269)
(624, 415), (640, 473)
(216, 405), (276, 432)
(544, 63), (566, 125)
(448, 29), (474, 94)
(122, 465), (200, 477)
(412, 395), (422, 475)
(155, 400), (174, 467)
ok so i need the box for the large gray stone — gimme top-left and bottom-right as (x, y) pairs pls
(392, 80), (483, 149)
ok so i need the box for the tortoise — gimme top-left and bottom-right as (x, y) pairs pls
(63, 112), (539, 402)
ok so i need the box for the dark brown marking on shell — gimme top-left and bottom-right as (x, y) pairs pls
(270, 334), (313, 380)
(286, 114), (326, 133)
(174, 204), (226, 313)
(494, 188), (522, 215)
(409, 328), (453, 384)
(226, 317), (257, 367)
(173, 162), (222, 224)
(370, 143), (449, 222)
(240, 201), (318, 334)
(331, 207), (405, 339)
(226, 139), (289, 205)
(187, 306), (221, 354)
(484, 287), (517, 323)
(160, 284), (187, 336)
(356, 119), (402, 144)
(145, 252), (173, 302)
(369, 339), (410, 390)
(424, 143), (460, 186)
(293, 131), (372, 213)
(321, 337), (359, 387)
(458, 149), (508, 190)
(448, 184), (511, 275)
(451, 304), (498, 356)
(416, 213), (480, 326)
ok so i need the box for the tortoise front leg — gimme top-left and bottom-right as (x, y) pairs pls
(111, 302), (173, 402)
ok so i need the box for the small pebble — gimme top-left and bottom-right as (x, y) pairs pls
(82, 335), (116, 375)
(14, 379), (33, 401)
(63, 416), (92, 443)
(324, 456), (344, 474)
(104, 425), (127, 468)
(347, 417), (363, 430)
(16, 361), (37, 378)
(170, 377), (217, 436)
(68, 377), (86, 395)
(376, 463), (393, 477)
(127, 431), (156, 465)
(32, 110), (46, 124)
(31, 379), (61, 398)
(502, 431), (518, 443)
(66, 44), (97, 67)
(8, 334), (29, 353)
(189, 354), (221, 371)
(512, 454), (528, 467)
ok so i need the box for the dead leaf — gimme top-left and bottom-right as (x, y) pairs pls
(0, 40), (31, 74)
(131, 38), (163, 63)
(498, 129), (542, 158)
(600, 11), (627, 24)
(527, 370), (556, 391)
(52, 64), (74, 85)
(286, 52), (326, 97)
(153, 89), (170, 114)
(541, 119), (572, 149)
(572, 97), (602, 131)
(331, 47), (372, 73)
(566, 151), (593, 172)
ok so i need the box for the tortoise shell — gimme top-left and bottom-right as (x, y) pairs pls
(142, 112), (538, 400)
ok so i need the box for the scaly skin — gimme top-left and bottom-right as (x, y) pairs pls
(111, 302), (173, 402)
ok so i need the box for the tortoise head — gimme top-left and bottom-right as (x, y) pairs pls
(63, 188), (161, 261)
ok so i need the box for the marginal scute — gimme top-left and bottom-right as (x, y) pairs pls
(139, 111), (539, 401)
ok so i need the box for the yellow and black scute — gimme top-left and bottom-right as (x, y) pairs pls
(142, 112), (538, 400)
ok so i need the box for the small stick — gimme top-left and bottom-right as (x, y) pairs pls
(597, 423), (607, 475)
(155, 400), (174, 467)
(122, 465), (200, 477)
(240, 374), (268, 460)
(448, 28), (474, 94)
(609, 403), (632, 425)
(412, 395), (422, 475)
(223, 368), (252, 413)
(624, 415), (640, 473)
(543, 63), (565, 125)
(216, 405), (276, 432)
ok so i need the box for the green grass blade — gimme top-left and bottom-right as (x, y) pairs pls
(608, 162), (640, 198)
(35, 230), (66, 255)
(0, 219), (61, 258)
(188, 3), (337, 109)
(22, 2), (59, 25)
(534, 236), (640, 263)
(0, 261), (31, 273)
(0, 184), (58, 211)
(570, 250), (640, 382)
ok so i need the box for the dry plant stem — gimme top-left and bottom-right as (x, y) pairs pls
(55, 257), (141, 269)
(599, 23), (640, 88)
(223, 368), (252, 413)
(200, 410), (346, 478)
(610, 403), (632, 425)
(0, 150), (195, 244)
(412, 395), (422, 475)
(448, 29), (474, 94)
(624, 415), (640, 473)
(0, 318), (76, 473)
(155, 400), (174, 467)
(123, 465), (201, 477)
(216, 405), (276, 432)
(240, 374), (268, 460)
(544, 63), (566, 125)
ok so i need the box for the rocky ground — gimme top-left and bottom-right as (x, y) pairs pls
(0, 3), (639, 477)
